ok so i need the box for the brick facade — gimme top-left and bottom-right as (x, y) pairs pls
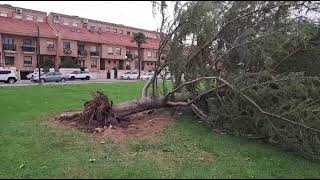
(0, 4), (160, 79)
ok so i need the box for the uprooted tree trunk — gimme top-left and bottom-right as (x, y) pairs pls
(58, 90), (190, 129)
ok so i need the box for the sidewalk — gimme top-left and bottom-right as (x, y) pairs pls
(0, 79), (140, 87)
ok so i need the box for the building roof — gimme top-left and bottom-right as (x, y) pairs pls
(0, 17), (56, 38)
(48, 12), (157, 34)
(0, 17), (160, 49)
(52, 24), (160, 49)
(0, 4), (47, 15)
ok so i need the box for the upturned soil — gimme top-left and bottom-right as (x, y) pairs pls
(54, 109), (180, 143)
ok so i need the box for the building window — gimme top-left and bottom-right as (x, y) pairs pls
(63, 42), (71, 49)
(3, 37), (15, 50)
(90, 25), (96, 30)
(72, 22), (78, 27)
(0, 11), (8, 17)
(4, 37), (14, 45)
(24, 56), (32, 67)
(147, 63), (149, 65)
(91, 46), (97, 52)
(127, 31), (131, 35)
(113, 28), (117, 33)
(115, 47), (121, 55)
(63, 22), (70, 26)
(90, 46), (99, 56)
(152, 51), (158, 58)
(22, 39), (34, 52)
(37, 17), (44, 22)
(15, 14), (22, 19)
(76, 59), (85, 67)
(23, 39), (33, 47)
(107, 47), (113, 55)
(26, 15), (33, 21)
(108, 60), (111, 64)
(119, 30), (123, 34)
(78, 44), (85, 51)
(47, 40), (54, 48)
(147, 51), (152, 57)
(91, 58), (98, 68)
(5, 56), (14, 65)
(114, 60), (116, 64)
(151, 63), (153, 65)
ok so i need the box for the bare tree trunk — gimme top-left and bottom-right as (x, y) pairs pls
(138, 45), (141, 80)
(113, 97), (168, 117)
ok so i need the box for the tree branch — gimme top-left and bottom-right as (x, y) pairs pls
(184, 3), (303, 66)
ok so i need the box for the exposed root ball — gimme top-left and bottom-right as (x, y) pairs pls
(81, 91), (119, 127)
(58, 91), (129, 130)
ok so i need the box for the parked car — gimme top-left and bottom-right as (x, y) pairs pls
(67, 71), (91, 80)
(0, 69), (18, 84)
(120, 71), (139, 80)
(155, 72), (171, 80)
(32, 72), (67, 83)
(141, 72), (155, 80)
(28, 71), (46, 80)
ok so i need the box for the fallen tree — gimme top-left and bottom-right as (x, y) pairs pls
(58, 1), (320, 161)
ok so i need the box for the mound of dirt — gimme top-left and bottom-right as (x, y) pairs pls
(55, 109), (180, 143)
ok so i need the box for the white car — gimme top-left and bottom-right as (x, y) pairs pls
(141, 72), (155, 80)
(0, 69), (18, 84)
(67, 71), (91, 80)
(28, 71), (45, 80)
(120, 71), (139, 80)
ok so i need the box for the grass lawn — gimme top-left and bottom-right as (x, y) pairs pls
(1, 82), (320, 178)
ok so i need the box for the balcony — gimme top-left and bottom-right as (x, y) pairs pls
(126, 53), (133, 60)
(3, 44), (16, 51)
(21, 45), (35, 52)
(90, 51), (99, 57)
(63, 48), (72, 55)
(78, 49), (87, 57)
(47, 46), (55, 51)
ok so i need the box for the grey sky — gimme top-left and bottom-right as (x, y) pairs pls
(1, 1), (160, 31)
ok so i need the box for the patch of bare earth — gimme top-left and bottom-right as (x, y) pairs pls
(53, 109), (179, 143)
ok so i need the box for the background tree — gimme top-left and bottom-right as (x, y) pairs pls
(132, 32), (147, 80)
(59, 58), (82, 69)
(39, 57), (55, 72)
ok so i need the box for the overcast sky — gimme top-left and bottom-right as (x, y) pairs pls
(1, 1), (160, 31)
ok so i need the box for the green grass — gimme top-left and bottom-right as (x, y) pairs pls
(0, 82), (320, 178)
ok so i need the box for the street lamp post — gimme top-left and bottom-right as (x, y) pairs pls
(37, 25), (41, 85)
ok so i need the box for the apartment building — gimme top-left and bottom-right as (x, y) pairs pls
(0, 4), (160, 79)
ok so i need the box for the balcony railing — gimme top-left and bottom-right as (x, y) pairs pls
(47, 46), (55, 51)
(3, 44), (16, 51)
(63, 48), (72, 55)
(78, 50), (87, 56)
(21, 45), (35, 52)
(90, 51), (99, 56)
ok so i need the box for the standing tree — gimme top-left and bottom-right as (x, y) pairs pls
(39, 57), (55, 72)
(132, 32), (147, 80)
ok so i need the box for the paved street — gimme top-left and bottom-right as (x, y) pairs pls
(0, 79), (139, 87)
